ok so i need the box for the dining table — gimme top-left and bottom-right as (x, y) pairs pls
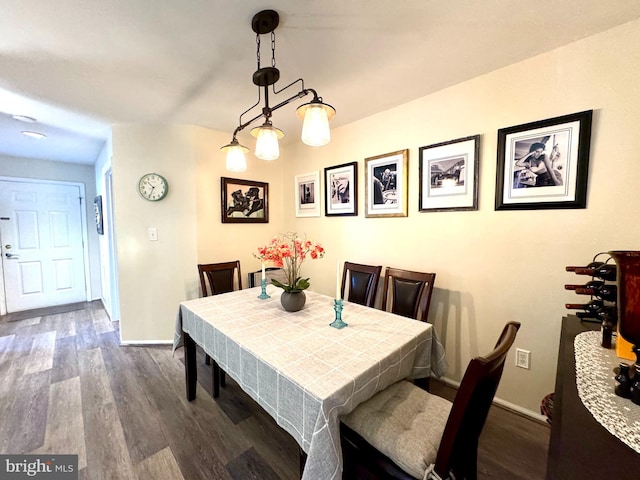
(173, 286), (448, 480)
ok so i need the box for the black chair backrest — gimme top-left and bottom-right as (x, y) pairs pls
(434, 321), (521, 479)
(198, 261), (242, 297)
(381, 268), (436, 321)
(247, 267), (288, 288)
(341, 262), (382, 307)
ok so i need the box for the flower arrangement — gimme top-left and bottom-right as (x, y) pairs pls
(256, 232), (325, 292)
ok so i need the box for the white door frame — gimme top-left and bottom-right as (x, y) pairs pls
(0, 176), (91, 315)
(105, 169), (120, 322)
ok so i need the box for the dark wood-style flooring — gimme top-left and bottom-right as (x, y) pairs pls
(0, 301), (550, 479)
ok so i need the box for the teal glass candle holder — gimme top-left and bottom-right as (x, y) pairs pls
(258, 278), (270, 299)
(330, 298), (348, 329)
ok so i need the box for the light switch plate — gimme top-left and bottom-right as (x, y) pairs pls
(148, 227), (158, 241)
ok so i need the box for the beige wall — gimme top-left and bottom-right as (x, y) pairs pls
(281, 19), (640, 415)
(111, 125), (199, 342)
(193, 128), (286, 270)
(109, 19), (640, 415)
(111, 125), (285, 342)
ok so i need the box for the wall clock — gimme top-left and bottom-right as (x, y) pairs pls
(138, 173), (169, 201)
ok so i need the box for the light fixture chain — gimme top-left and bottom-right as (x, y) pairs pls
(271, 31), (276, 68)
(256, 33), (261, 69)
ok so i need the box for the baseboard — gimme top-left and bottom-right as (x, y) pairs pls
(438, 376), (549, 425)
(119, 340), (173, 346)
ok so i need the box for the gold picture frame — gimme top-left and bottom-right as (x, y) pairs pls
(365, 149), (408, 218)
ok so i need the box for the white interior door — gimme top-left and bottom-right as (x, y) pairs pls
(0, 180), (87, 312)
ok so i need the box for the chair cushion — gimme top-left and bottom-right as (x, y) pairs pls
(341, 380), (452, 479)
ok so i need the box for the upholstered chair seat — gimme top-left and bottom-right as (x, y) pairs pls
(342, 380), (452, 479)
(341, 322), (521, 480)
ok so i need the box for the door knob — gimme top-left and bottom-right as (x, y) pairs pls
(5, 253), (19, 259)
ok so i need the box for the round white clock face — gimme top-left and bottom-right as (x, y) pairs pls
(138, 173), (169, 201)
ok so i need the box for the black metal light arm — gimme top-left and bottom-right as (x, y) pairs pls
(232, 80), (320, 138)
(224, 9), (334, 161)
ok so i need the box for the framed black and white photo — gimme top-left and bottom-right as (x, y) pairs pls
(221, 177), (269, 223)
(495, 110), (592, 210)
(365, 149), (408, 218)
(324, 162), (358, 216)
(295, 171), (320, 217)
(94, 195), (104, 235)
(419, 135), (480, 212)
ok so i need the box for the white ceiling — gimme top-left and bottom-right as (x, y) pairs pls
(2, 0), (640, 165)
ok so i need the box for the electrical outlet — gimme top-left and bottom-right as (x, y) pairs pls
(515, 348), (530, 369)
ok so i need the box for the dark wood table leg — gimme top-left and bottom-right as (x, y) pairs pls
(212, 362), (220, 398)
(298, 446), (307, 479)
(185, 333), (197, 401)
(415, 376), (430, 392)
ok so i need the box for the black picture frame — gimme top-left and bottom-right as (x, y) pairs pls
(94, 195), (104, 235)
(324, 161), (358, 216)
(495, 110), (592, 210)
(221, 177), (269, 223)
(419, 135), (480, 212)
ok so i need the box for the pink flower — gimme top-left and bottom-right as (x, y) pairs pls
(254, 232), (325, 291)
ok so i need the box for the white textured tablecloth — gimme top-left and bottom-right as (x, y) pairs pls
(173, 287), (447, 480)
(574, 331), (640, 454)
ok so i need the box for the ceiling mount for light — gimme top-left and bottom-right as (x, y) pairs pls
(220, 9), (336, 171)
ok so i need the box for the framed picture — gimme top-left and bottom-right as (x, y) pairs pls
(294, 171), (321, 217)
(495, 110), (593, 210)
(365, 149), (408, 218)
(419, 135), (480, 212)
(221, 177), (269, 223)
(94, 195), (104, 235)
(324, 162), (358, 216)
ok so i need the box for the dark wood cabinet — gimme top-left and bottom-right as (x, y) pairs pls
(547, 315), (640, 479)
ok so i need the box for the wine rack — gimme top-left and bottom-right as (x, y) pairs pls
(565, 252), (617, 348)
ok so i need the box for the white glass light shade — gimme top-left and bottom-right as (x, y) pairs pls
(297, 102), (335, 147)
(251, 123), (284, 161)
(221, 140), (248, 172)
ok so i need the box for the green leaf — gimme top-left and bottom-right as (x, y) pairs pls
(294, 278), (310, 290)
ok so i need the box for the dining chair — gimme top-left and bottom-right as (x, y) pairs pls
(247, 267), (288, 288)
(197, 260), (242, 397)
(340, 321), (521, 480)
(381, 267), (436, 322)
(341, 262), (382, 307)
(198, 260), (242, 296)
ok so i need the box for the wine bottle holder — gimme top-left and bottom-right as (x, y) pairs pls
(565, 252), (618, 328)
(567, 250), (640, 403)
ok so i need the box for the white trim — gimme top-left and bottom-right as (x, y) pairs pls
(119, 340), (172, 346)
(438, 376), (548, 424)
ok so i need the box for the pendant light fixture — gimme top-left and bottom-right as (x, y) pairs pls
(221, 10), (336, 170)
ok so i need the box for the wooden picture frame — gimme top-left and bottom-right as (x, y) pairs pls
(495, 110), (593, 210)
(221, 177), (269, 223)
(365, 149), (408, 218)
(324, 162), (358, 216)
(294, 171), (321, 217)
